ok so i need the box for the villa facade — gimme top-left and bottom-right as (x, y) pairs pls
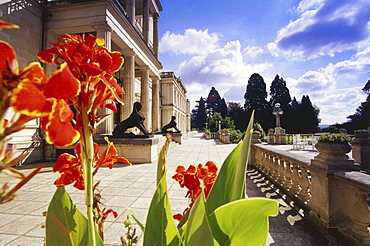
(0, 0), (190, 163)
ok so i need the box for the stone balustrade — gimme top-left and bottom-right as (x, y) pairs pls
(249, 143), (370, 245)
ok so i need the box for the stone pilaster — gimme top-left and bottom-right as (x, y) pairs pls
(93, 23), (113, 134)
(126, 0), (135, 24)
(143, 0), (149, 45)
(122, 51), (136, 121)
(140, 66), (151, 132)
(151, 76), (160, 133)
(153, 14), (159, 58)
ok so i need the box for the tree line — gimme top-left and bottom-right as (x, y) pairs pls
(192, 73), (320, 134)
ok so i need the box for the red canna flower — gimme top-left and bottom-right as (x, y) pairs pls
(172, 161), (218, 221)
(96, 137), (131, 169)
(37, 33), (124, 118)
(53, 139), (131, 190)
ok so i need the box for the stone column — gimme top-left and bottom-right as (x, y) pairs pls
(122, 51), (136, 121)
(140, 66), (151, 132)
(143, 0), (149, 45)
(93, 23), (113, 134)
(151, 76), (160, 133)
(153, 14), (159, 58)
(126, 0), (135, 24)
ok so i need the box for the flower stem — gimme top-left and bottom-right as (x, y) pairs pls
(80, 100), (97, 246)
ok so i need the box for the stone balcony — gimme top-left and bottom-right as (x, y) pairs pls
(248, 141), (370, 245)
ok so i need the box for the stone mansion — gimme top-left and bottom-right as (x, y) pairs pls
(0, 0), (191, 163)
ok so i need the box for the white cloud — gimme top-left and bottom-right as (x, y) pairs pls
(242, 46), (264, 58)
(159, 29), (219, 55)
(320, 46), (370, 78)
(268, 0), (369, 61)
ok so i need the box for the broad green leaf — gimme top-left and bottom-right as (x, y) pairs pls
(232, 110), (254, 200)
(184, 191), (214, 246)
(206, 112), (254, 214)
(209, 198), (278, 246)
(143, 173), (182, 246)
(45, 187), (103, 246)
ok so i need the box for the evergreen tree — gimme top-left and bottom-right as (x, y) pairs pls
(297, 95), (320, 133)
(228, 102), (249, 131)
(206, 87), (222, 114)
(287, 97), (300, 133)
(244, 73), (268, 111)
(244, 73), (269, 130)
(194, 97), (207, 129)
(269, 74), (291, 107)
(269, 75), (292, 132)
(219, 98), (228, 118)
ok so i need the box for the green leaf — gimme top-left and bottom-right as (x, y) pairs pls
(143, 173), (182, 246)
(206, 111), (254, 214)
(184, 191), (214, 246)
(45, 187), (103, 246)
(157, 134), (171, 185)
(209, 198), (278, 246)
(127, 207), (145, 231)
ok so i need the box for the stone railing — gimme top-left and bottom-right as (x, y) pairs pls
(248, 143), (370, 245)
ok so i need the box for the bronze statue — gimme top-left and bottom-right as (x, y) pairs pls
(162, 116), (181, 134)
(112, 102), (150, 137)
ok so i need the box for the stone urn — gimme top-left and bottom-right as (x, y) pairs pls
(313, 142), (358, 170)
(315, 142), (352, 156)
(251, 132), (261, 144)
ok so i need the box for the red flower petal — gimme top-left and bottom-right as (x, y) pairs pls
(0, 20), (19, 30)
(0, 41), (18, 73)
(10, 81), (52, 117)
(37, 47), (58, 63)
(44, 62), (80, 100)
(44, 99), (80, 147)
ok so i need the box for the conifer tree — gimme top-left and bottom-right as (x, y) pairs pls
(244, 73), (268, 111)
(269, 74), (291, 107)
(194, 97), (207, 129)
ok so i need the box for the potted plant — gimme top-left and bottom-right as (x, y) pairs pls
(252, 130), (261, 139)
(205, 129), (211, 139)
(315, 133), (352, 156)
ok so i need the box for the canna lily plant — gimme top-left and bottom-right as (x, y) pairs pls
(138, 112), (279, 245)
(1, 19), (278, 245)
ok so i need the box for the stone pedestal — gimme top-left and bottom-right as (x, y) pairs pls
(309, 142), (360, 233)
(351, 133), (370, 169)
(95, 136), (158, 164)
(171, 133), (182, 144)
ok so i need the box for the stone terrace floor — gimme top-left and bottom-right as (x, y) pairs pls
(0, 132), (347, 245)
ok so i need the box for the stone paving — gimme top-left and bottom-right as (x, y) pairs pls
(0, 132), (342, 245)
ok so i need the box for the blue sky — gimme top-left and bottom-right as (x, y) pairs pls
(158, 0), (370, 125)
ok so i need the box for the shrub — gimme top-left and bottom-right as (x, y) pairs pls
(318, 133), (352, 143)
(229, 129), (244, 143)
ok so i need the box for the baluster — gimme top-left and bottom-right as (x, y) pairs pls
(268, 154), (275, 178)
(298, 166), (311, 202)
(290, 162), (301, 197)
(277, 158), (285, 186)
(272, 155), (280, 182)
(350, 190), (370, 243)
(283, 161), (293, 191)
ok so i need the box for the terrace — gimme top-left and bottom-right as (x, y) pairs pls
(0, 132), (369, 245)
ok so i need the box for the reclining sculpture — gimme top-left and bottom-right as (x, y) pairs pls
(161, 116), (181, 134)
(112, 102), (150, 137)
